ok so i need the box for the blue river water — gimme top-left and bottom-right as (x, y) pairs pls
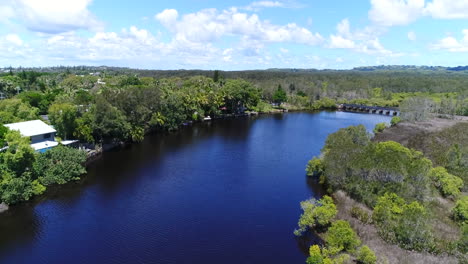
(0, 111), (391, 264)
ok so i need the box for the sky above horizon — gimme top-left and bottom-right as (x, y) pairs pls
(0, 0), (467, 70)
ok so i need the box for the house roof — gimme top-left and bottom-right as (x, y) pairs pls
(4, 120), (56, 137)
(61, 140), (78, 145)
(30, 140), (59, 151)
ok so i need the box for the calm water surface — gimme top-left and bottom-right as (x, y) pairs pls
(0, 111), (390, 264)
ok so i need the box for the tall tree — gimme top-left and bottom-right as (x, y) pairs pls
(273, 84), (287, 105)
(2, 130), (36, 177)
(48, 103), (78, 140)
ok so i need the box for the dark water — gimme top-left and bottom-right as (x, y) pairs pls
(0, 111), (390, 264)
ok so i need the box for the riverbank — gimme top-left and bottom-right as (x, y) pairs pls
(302, 115), (467, 263)
(83, 109), (291, 165)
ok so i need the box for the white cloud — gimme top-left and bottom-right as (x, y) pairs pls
(425, 0), (468, 19)
(431, 30), (468, 52)
(280, 47), (289, 53)
(5, 34), (23, 45)
(369, 0), (468, 27)
(222, 48), (233, 62)
(368, 0), (424, 26)
(155, 8), (323, 45)
(329, 35), (356, 49)
(336, 18), (352, 38)
(155, 9), (178, 29)
(23, 25), (232, 68)
(0, 0), (102, 34)
(407, 31), (416, 41)
(329, 19), (356, 48)
(0, 34), (32, 61)
(328, 19), (397, 56)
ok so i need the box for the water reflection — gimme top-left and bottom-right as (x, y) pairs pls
(306, 177), (328, 199)
(0, 205), (40, 257)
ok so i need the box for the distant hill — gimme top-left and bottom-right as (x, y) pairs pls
(3, 65), (468, 75)
(352, 65), (458, 72)
(447, 66), (468, 71)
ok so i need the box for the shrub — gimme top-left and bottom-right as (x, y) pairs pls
(395, 201), (434, 251)
(453, 196), (468, 223)
(321, 125), (371, 187)
(306, 157), (324, 177)
(311, 97), (337, 110)
(295, 195), (337, 235)
(459, 223), (468, 254)
(357, 246), (377, 264)
(390, 116), (401, 126)
(400, 96), (434, 122)
(350, 206), (371, 224)
(372, 193), (405, 227)
(33, 146), (87, 185)
(373, 193), (434, 251)
(320, 125), (433, 206)
(326, 220), (361, 253)
(373, 122), (387, 134)
(307, 245), (324, 264)
(306, 245), (350, 264)
(430, 167), (464, 198)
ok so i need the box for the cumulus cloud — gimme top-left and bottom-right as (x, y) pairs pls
(44, 27), (163, 62)
(432, 30), (468, 52)
(425, 0), (468, 19)
(0, 34), (32, 62)
(368, 0), (424, 26)
(17, 25), (230, 69)
(369, 0), (468, 27)
(154, 8), (323, 45)
(328, 19), (397, 56)
(155, 9), (178, 29)
(0, 0), (102, 33)
(329, 35), (356, 49)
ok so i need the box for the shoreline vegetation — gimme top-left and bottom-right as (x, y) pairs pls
(300, 116), (468, 264)
(1, 66), (468, 263)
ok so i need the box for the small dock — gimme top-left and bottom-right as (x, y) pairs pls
(338, 104), (400, 116)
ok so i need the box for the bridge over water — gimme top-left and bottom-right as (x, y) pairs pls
(338, 104), (400, 116)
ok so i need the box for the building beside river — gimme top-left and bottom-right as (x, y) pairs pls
(5, 120), (59, 153)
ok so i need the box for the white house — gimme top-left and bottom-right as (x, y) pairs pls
(5, 120), (58, 153)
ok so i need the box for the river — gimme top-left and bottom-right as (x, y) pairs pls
(0, 111), (391, 264)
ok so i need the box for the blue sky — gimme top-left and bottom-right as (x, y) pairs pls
(0, 0), (467, 70)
